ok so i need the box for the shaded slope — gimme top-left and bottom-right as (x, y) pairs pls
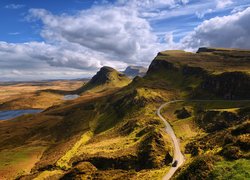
(146, 48), (250, 99)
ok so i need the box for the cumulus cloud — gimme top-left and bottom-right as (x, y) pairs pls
(180, 7), (250, 51)
(2, 2), (172, 81)
(28, 6), (167, 66)
(0, 41), (127, 71)
(0, 41), (103, 81)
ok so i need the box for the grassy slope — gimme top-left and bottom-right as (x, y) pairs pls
(0, 146), (46, 179)
(17, 74), (178, 179)
(210, 159), (250, 179)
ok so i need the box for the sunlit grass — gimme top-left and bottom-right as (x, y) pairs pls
(210, 159), (250, 179)
(0, 146), (46, 179)
(33, 170), (64, 180)
(136, 166), (171, 180)
(56, 131), (93, 169)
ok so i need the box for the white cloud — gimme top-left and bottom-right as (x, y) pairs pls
(195, 9), (213, 19)
(147, 1), (215, 20)
(0, 41), (104, 81)
(0, 41), (127, 71)
(28, 6), (166, 66)
(117, 0), (178, 9)
(180, 7), (250, 51)
(216, 0), (233, 9)
(3, 2), (171, 81)
(5, 4), (25, 9)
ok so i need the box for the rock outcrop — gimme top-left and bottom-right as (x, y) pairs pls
(199, 72), (250, 99)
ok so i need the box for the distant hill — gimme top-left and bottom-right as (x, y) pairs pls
(77, 66), (131, 93)
(123, 66), (147, 78)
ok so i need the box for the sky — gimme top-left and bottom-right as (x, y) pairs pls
(0, 0), (250, 81)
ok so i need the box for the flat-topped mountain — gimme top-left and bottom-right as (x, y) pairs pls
(77, 66), (131, 93)
(123, 66), (147, 78)
(147, 47), (250, 99)
(156, 47), (250, 73)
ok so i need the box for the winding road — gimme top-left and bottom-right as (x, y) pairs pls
(157, 100), (185, 180)
(158, 99), (250, 179)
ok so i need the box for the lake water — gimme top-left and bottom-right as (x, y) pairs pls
(63, 94), (79, 100)
(0, 109), (42, 120)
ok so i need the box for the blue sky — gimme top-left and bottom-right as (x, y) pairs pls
(0, 0), (94, 42)
(1, 0), (248, 43)
(0, 0), (250, 81)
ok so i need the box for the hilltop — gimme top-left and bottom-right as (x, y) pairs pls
(156, 47), (250, 73)
(0, 47), (249, 179)
(77, 66), (131, 94)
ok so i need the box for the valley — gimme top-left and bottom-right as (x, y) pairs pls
(0, 80), (84, 111)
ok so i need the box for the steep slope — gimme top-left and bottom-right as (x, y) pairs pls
(77, 66), (131, 94)
(123, 66), (147, 78)
(146, 48), (250, 99)
(155, 48), (250, 73)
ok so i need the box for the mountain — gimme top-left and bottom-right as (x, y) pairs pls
(154, 48), (250, 73)
(0, 47), (249, 179)
(77, 66), (131, 93)
(147, 48), (250, 99)
(123, 66), (147, 78)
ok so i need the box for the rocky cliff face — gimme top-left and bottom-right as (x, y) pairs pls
(146, 48), (250, 99)
(199, 72), (250, 99)
(147, 59), (177, 74)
